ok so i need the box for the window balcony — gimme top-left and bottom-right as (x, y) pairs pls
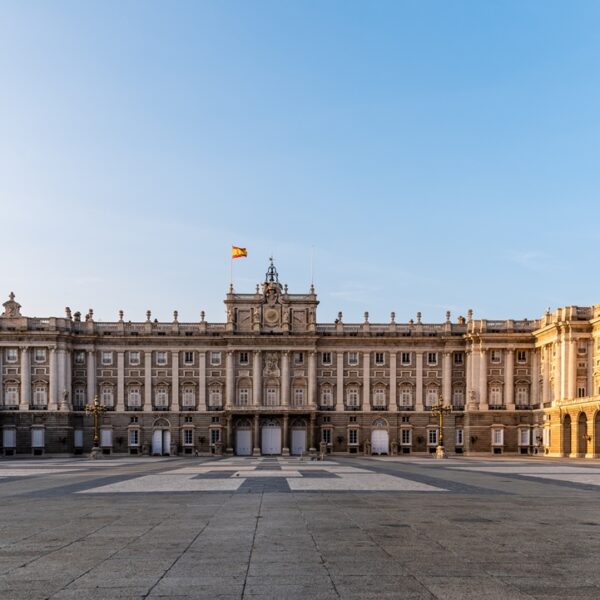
(488, 404), (506, 410)
(29, 404), (48, 410)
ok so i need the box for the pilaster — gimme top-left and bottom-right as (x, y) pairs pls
(308, 351), (317, 408)
(281, 351), (290, 407)
(116, 351), (125, 412)
(225, 351), (234, 409)
(48, 347), (58, 410)
(198, 352), (207, 410)
(252, 350), (262, 406)
(415, 352), (424, 412)
(442, 351), (452, 403)
(362, 352), (370, 411)
(87, 350), (96, 403)
(172, 351), (180, 412)
(144, 351), (152, 412)
(389, 352), (397, 411)
(336, 352), (344, 409)
(479, 349), (488, 410)
(20, 347), (30, 410)
(504, 349), (514, 410)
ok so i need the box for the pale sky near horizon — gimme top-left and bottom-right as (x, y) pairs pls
(1, 1), (599, 324)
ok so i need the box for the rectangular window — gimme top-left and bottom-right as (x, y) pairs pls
(452, 388), (464, 407)
(425, 388), (438, 407)
(74, 388), (86, 407)
(294, 352), (304, 365)
(129, 429), (139, 447)
(578, 344), (587, 355)
(489, 386), (502, 406)
(400, 387), (413, 407)
(184, 351), (194, 365)
(74, 351), (85, 365)
(519, 429), (530, 446)
(101, 352), (113, 366)
(427, 352), (438, 366)
(31, 428), (45, 448)
(184, 429), (193, 446)
(129, 351), (141, 366)
(101, 388), (114, 407)
(348, 352), (359, 366)
(34, 348), (46, 363)
(401, 429), (411, 445)
(321, 388), (333, 406)
(347, 388), (360, 407)
(492, 428), (504, 446)
(517, 350), (527, 363)
(239, 352), (249, 365)
(100, 429), (112, 447)
(293, 388), (305, 407)
(427, 429), (438, 446)
(74, 429), (83, 448)
(210, 352), (221, 366)
(155, 389), (168, 407)
(453, 352), (463, 366)
(5, 348), (18, 363)
(265, 387), (278, 406)
(490, 350), (501, 364)
(3, 428), (16, 448)
(210, 429), (221, 445)
(400, 352), (411, 365)
(238, 388), (249, 406)
(373, 388), (386, 407)
(375, 352), (385, 365)
(348, 429), (358, 445)
(322, 428), (332, 444)
(4, 386), (18, 406)
(577, 386), (586, 398)
(182, 387), (195, 407)
(456, 429), (464, 446)
(128, 387), (141, 407)
(156, 352), (167, 366)
(33, 386), (47, 406)
(209, 389), (222, 407)
(322, 352), (332, 365)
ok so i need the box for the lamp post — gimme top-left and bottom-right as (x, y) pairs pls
(430, 396), (451, 459)
(85, 395), (107, 459)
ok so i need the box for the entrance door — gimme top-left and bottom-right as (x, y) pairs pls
(291, 429), (307, 455)
(152, 430), (163, 455)
(261, 426), (282, 455)
(236, 429), (252, 456)
(162, 430), (171, 456)
(371, 430), (389, 455)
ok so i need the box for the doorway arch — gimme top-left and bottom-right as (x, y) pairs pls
(577, 412), (588, 456)
(152, 418), (171, 456)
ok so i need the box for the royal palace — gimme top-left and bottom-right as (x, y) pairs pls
(1, 260), (599, 459)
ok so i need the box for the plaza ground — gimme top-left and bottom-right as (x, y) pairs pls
(1, 456), (600, 599)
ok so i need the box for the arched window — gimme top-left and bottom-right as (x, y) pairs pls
(101, 386), (114, 408)
(320, 386), (333, 407)
(182, 386), (196, 407)
(346, 386), (360, 407)
(399, 385), (413, 408)
(372, 387), (386, 408)
(128, 387), (141, 407)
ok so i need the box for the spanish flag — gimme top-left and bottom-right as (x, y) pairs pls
(231, 246), (247, 259)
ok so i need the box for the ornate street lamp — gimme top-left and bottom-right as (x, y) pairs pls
(430, 396), (451, 459)
(85, 395), (107, 459)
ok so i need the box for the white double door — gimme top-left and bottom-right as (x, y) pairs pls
(261, 426), (282, 455)
(236, 430), (252, 456)
(291, 429), (307, 455)
(152, 430), (171, 456)
(371, 430), (389, 455)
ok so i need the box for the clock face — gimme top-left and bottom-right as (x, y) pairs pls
(264, 308), (279, 325)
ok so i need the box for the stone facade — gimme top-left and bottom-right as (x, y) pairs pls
(1, 261), (599, 458)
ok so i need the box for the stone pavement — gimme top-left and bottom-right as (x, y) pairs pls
(1, 455), (600, 599)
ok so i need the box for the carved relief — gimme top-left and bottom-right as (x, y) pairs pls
(263, 353), (280, 377)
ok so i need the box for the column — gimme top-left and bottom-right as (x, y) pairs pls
(252, 350), (262, 406)
(415, 352), (424, 411)
(144, 351), (152, 412)
(57, 349), (66, 409)
(465, 350), (473, 409)
(48, 347), (58, 410)
(568, 338), (577, 400)
(336, 351), (344, 409)
(442, 351), (452, 404)
(362, 351), (370, 411)
(389, 352), (397, 411)
(504, 349), (514, 409)
(309, 413), (316, 452)
(282, 414), (289, 455)
(560, 333), (568, 400)
(553, 341), (561, 403)
(20, 347), (30, 410)
(281, 351), (290, 407)
(587, 340), (594, 398)
(64, 350), (72, 410)
(171, 351), (180, 412)
(253, 413), (260, 456)
(116, 351), (125, 412)
(226, 415), (233, 453)
(0, 349), (3, 406)
(308, 351), (317, 408)
(198, 352), (207, 410)
(87, 350), (96, 403)
(479, 349), (488, 410)
(225, 351), (234, 409)
(542, 346), (550, 405)
(531, 349), (540, 408)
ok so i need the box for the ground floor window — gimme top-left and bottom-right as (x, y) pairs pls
(348, 429), (358, 445)
(519, 429), (530, 446)
(74, 429), (83, 448)
(31, 428), (44, 448)
(128, 429), (139, 447)
(183, 429), (194, 446)
(322, 428), (332, 445)
(4, 385), (19, 406)
(492, 428), (504, 446)
(401, 428), (412, 445)
(100, 429), (113, 447)
(427, 429), (438, 446)
(3, 428), (16, 448)
(210, 428), (221, 445)
(455, 428), (464, 446)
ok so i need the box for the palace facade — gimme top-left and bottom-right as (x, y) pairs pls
(1, 260), (599, 458)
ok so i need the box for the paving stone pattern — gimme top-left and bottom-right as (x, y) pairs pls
(1, 456), (600, 599)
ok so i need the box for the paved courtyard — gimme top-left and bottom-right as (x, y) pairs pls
(1, 456), (600, 599)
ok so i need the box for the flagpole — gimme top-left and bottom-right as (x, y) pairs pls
(229, 245), (233, 289)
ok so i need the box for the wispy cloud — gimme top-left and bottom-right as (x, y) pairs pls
(508, 250), (555, 272)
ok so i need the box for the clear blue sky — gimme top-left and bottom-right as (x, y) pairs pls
(1, 1), (599, 324)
